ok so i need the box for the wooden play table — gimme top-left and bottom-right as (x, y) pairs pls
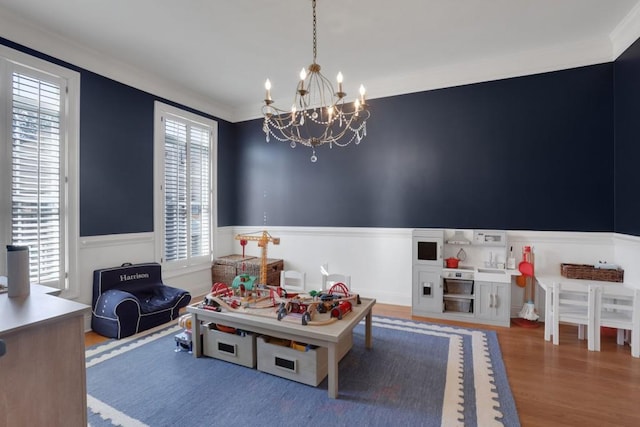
(187, 297), (376, 398)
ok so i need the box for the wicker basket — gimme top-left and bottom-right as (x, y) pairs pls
(560, 263), (624, 283)
(211, 264), (237, 285)
(215, 254), (256, 266)
(243, 258), (284, 286)
(211, 254), (256, 285)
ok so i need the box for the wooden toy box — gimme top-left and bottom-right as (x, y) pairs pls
(202, 324), (256, 368)
(256, 332), (353, 386)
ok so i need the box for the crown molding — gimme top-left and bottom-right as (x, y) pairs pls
(1, 4), (629, 125)
(611, 1), (640, 59)
(0, 8), (235, 122)
(232, 37), (613, 122)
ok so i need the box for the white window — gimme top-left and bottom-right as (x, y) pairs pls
(0, 45), (80, 295)
(154, 102), (216, 270)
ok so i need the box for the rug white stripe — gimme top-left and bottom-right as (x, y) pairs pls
(86, 325), (181, 368)
(442, 335), (465, 427)
(472, 331), (503, 427)
(87, 394), (149, 427)
(86, 323), (182, 359)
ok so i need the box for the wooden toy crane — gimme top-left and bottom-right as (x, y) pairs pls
(235, 230), (280, 285)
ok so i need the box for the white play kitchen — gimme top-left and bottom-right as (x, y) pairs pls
(412, 229), (521, 327)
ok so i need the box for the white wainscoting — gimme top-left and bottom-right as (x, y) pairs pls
(231, 226), (415, 306)
(74, 227), (639, 331)
(613, 233), (640, 285)
(221, 227), (637, 321)
(506, 230), (616, 320)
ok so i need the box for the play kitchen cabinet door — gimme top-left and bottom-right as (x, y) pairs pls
(475, 281), (510, 327)
(412, 267), (443, 316)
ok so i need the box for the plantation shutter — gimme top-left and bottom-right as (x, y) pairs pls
(10, 72), (63, 285)
(189, 126), (210, 258)
(163, 117), (211, 262)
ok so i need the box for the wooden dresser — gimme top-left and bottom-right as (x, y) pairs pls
(0, 285), (90, 426)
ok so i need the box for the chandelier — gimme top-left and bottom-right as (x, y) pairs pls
(262, 0), (370, 162)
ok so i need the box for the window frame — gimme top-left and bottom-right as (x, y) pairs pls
(154, 101), (217, 273)
(0, 44), (80, 297)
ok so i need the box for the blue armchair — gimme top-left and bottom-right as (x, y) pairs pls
(92, 262), (191, 339)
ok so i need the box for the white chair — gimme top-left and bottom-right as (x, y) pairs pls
(322, 273), (351, 292)
(279, 270), (306, 293)
(595, 286), (640, 357)
(551, 282), (598, 351)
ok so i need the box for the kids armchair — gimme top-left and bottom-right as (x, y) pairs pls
(91, 262), (191, 339)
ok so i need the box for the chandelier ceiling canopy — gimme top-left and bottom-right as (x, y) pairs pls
(262, 0), (370, 162)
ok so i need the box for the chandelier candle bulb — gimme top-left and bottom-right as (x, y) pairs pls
(299, 68), (306, 92)
(359, 84), (366, 103)
(265, 79), (272, 101)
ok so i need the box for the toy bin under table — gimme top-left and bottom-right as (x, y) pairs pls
(202, 324), (256, 368)
(256, 332), (353, 387)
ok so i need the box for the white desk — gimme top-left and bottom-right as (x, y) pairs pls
(536, 274), (635, 342)
(0, 285), (90, 426)
(188, 297), (376, 399)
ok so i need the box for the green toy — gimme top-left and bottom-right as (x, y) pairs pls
(232, 273), (258, 291)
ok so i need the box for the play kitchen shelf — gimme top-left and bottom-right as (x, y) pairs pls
(412, 228), (514, 327)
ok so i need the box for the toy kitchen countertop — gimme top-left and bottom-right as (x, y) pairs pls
(442, 265), (520, 283)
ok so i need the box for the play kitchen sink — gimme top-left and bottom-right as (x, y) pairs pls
(444, 266), (513, 283)
(475, 268), (511, 283)
(477, 268), (505, 273)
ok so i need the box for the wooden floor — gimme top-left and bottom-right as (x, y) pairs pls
(85, 303), (640, 426)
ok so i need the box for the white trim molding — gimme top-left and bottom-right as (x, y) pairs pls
(611, 1), (640, 59)
(79, 232), (155, 248)
(0, 8), (233, 122)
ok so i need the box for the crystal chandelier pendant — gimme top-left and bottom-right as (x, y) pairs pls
(263, 120), (270, 142)
(260, 0), (370, 161)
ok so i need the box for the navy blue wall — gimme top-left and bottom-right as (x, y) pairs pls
(614, 38), (640, 236)
(3, 35), (630, 235)
(78, 72), (238, 235)
(1, 37), (237, 236)
(236, 64), (614, 231)
(79, 72), (155, 235)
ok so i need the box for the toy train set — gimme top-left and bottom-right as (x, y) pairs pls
(199, 280), (361, 326)
(195, 230), (360, 327)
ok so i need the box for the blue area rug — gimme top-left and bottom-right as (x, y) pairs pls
(86, 316), (520, 427)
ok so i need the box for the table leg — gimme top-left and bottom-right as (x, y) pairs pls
(365, 308), (373, 349)
(327, 342), (338, 399)
(192, 313), (202, 357)
(544, 286), (552, 342)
